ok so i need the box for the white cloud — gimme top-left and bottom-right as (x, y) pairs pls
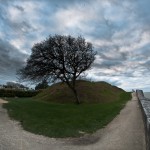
(8, 6), (22, 21)
(10, 38), (25, 52)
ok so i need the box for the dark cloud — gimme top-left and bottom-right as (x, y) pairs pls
(0, 38), (28, 83)
(93, 60), (122, 69)
(93, 45), (129, 70)
(14, 5), (24, 11)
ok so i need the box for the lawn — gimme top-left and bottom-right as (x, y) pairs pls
(3, 92), (131, 138)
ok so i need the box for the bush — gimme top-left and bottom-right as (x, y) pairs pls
(0, 89), (39, 97)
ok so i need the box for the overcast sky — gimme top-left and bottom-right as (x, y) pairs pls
(0, 0), (150, 91)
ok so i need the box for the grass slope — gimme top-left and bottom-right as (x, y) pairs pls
(3, 92), (131, 138)
(3, 81), (131, 138)
(35, 80), (125, 103)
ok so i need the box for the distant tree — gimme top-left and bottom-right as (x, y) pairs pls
(18, 35), (96, 104)
(35, 79), (49, 90)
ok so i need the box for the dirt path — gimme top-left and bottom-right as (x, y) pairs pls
(0, 93), (146, 150)
(0, 98), (8, 104)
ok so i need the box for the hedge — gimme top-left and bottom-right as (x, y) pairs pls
(0, 89), (40, 97)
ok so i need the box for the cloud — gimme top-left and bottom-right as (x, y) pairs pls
(0, 0), (150, 91)
(13, 5), (24, 11)
(0, 38), (28, 84)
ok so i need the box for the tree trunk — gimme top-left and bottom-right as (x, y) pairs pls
(72, 88), (80, 104)
(64, 80), (80, 104)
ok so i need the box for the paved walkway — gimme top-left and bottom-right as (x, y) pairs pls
(0, 99), (8, 104)
(0, 94), (146, 150)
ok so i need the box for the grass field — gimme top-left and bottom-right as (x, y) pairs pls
(3, 92), (131, 138)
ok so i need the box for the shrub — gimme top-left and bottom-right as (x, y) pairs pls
(0, 89), (39, 97)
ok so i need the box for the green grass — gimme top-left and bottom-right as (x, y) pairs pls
(3, 92), (131, 138)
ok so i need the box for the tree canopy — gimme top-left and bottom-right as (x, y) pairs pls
(18, 35), (96, 104)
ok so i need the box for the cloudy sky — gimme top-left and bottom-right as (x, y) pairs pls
(0, 0), (150, 91)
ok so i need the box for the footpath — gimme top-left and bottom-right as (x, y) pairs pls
(0, 94), (146, 150)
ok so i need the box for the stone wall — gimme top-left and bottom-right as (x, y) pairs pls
(136, 90), (150, 150)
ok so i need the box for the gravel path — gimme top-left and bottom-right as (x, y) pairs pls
(0, 93), (146, 150)
(0, 99), (8, 104)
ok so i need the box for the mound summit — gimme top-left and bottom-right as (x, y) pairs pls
(35, 80), (126, 103)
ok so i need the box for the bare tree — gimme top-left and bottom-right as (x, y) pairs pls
(18, 35), (96, 104)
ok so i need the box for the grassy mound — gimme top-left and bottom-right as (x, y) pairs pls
(35, 80), (125, 103)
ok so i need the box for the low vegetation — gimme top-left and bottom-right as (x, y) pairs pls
(3, 81), (131, 138)
(0, 89), (39, 97)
